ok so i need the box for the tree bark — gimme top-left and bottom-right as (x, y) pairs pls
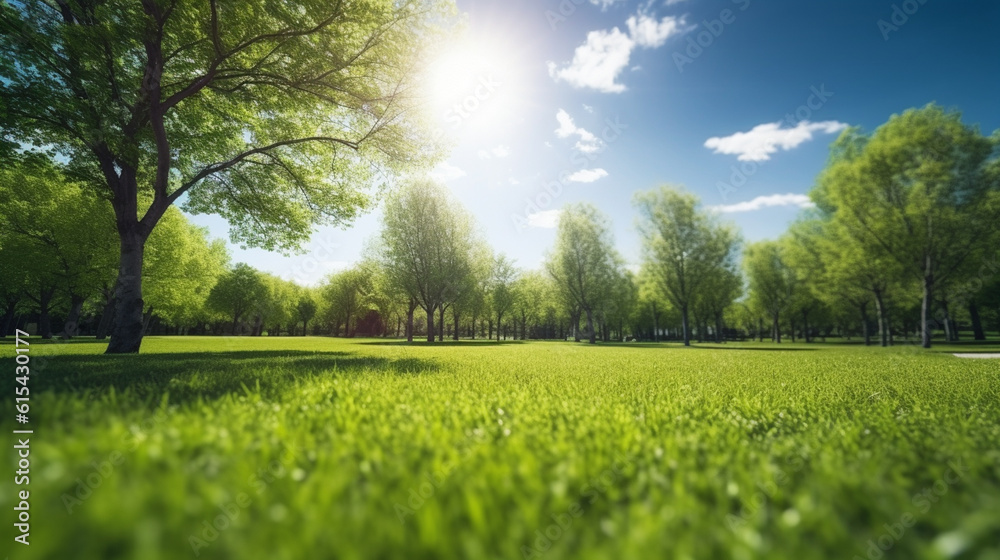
(142, 306), (155, 335)
(585, 307), (596, 344)
(873, 290), (888, 347)
(426, 305), (435, 343)
(801, 309), (810, 343)
(0, 298), (18, 338)
(61, 295), (87, 339)
(969, 302), (986, 341)
(106, 232), (148, 353)
(650, 302), (659, 343)
(921, 266), (933, 348)
(860, 303), (871, 346)
(95, 292), (115, 340)
(438, 306), (445, 342)
(453, 312), (460, 341)
(680, 304), (691, 346)
(36, 287), (55, 340)
(406, 300), (415, 342)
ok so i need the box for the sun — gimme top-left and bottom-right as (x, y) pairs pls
(419, 33), (525, 142)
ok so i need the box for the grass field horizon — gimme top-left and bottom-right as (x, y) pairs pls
(3, 337), (998, 559)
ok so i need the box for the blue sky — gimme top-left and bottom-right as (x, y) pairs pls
(188, 0), (1000, 284)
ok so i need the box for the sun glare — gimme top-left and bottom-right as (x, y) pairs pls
(421, 34), (525, 142)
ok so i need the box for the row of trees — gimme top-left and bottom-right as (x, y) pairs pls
(0, 158), (229, 339)
(3, 106), (998, 346)
(741, 106), (1000, 347)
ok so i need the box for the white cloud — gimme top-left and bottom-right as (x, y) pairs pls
(582, 103), (595, 113)
(555, 109), (605, 154)
(548, 28), (634, 93)
(627, 14), (683, 48)
(567, 168), (609, 183)
(704, 120), (848, 162)
(527, 210), (563, 229)
(548, 14), (684, 93)
(544, 141), (553, 148)
(508, 177), (520, 185)
(429, 162), (466, 182)
(711, 193), (816, 213)
(590, 0), (626, 9)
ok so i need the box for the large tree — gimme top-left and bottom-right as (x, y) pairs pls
(0, 0), (450, 353)
(545, 204), (622, 344)
(142, 207), (229, 332)
(744, 241), (796, 343)
(488, 254), (517, 341)
(634, 186), (741, 346)
(815, 106), (1000, 347)
(378, 180), (477, 343)
(205, 263), (267, 335)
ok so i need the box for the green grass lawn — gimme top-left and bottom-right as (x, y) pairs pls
(2, 337), (999, 560)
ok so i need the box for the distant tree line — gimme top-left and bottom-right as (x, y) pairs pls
(2, 106), (998, 347)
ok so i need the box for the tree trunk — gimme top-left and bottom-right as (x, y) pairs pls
(36, 287), (55, 340)
(1, 298), (19, 338)
(651, 302), (658, 343)
(585, 307), (596, 344)
(426, 305), (435, 343)
(773, 312), (781, 343)
(860, 303), (871, 346)
(969, 302), (986, 341)
(106, 233), (148, 353)
(680, 304), (691, 346)
(61, 294), (87, 339)
(406, 301), (415, 342)
(453, 312), (460, 341)
(438, 306), (445, 342)
(801, 309), (810, 343)
(921, 267), (933, 348)
(496, 313), (502, 342)
(95, 292), (115, 340)
(143, 306), (155, 335)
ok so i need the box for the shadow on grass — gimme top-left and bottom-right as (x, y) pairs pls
(33, 350), (439, 405)
(599, 342), (819, 351)
(359, 340), (525, 346)
(0, 336), (110, 345)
